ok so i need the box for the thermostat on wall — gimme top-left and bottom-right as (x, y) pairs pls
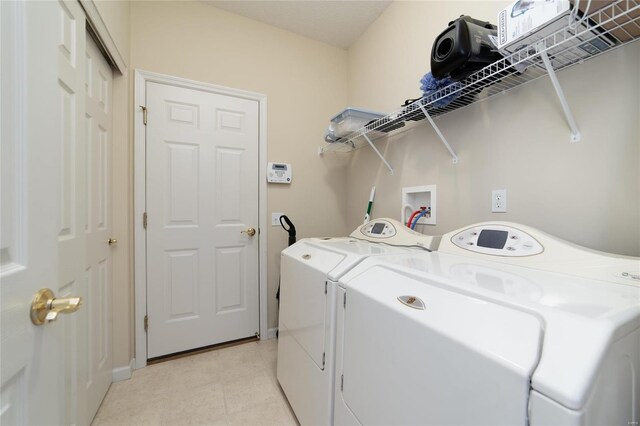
(267, 162), (292, 184)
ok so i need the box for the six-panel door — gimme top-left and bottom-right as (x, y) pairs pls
(146, 82), (260, 358)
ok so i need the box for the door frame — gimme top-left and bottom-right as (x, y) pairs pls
(133, 69), (268, 369)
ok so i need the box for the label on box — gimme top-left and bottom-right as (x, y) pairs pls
(498, 0), (571, 49)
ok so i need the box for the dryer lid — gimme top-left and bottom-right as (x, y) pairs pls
(282, 238), (418, 281)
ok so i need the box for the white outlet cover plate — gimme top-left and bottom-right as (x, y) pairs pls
(272, 213), (285, 226)
(492, 189), (507, 213)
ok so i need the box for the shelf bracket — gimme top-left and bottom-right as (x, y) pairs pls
(539, 49), (581, 143)
(418, 104), (459, 164)
(362, 133), (394, 175)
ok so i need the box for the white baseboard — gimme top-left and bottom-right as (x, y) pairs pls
(112, 358), (135, 382)
(265, 327), (278, 340)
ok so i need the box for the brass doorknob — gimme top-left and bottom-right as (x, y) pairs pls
(30, 288), (82, 325)
(241, 227), (256, 237)
(108, 238), (117, 245)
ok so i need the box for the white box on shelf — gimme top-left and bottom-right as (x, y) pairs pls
(497, 0), (618, 68)
(498, 0), (571, 50)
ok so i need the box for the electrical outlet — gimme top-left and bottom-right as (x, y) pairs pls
(492, 189), (507, 213)
(272, 213), (285, 226)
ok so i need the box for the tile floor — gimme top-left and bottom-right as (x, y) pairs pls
(92, 339), (299, 426)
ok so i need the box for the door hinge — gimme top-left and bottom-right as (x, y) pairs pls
(140, 105), (147, 125)
(144, 314), (149, 332)
(340, 374), (344, 391)
(143, 212), (148, 229)
(343, 293), (347, 309)
(322, 352), (326, 368)
(325, 281), (328, 295)
(255, 331), (260, 339)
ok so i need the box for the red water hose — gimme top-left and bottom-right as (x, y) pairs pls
(407, 210), (422, 228)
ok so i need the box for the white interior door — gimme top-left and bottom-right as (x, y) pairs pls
(146, 82), (260, 358)
(82, 34), (114, 424)
(1, 1), (83, 424)
(1, 2), (112, 424)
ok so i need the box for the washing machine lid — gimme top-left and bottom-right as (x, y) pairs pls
(281, 237), (418, 281)
(340, 251), (640, 411)
(340, 267), (542, 425)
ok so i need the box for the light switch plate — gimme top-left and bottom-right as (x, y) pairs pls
(272, 213), (285, 226)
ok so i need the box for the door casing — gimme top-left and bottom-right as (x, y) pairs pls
(134, 69), (268, 369)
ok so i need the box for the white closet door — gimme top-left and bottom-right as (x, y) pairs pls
(146, 82), (260, 358)
(81, 34), (114, 425)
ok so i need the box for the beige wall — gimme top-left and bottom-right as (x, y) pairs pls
(123, 0), (350, 366)
(346, 1), (640, 257)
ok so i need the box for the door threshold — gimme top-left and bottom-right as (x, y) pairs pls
(147, 336), (259, 365)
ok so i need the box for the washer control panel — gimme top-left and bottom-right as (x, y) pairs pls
(451, 225), (543, 257)
(349, 218), (440, 250)
(360, 220), (397, 238)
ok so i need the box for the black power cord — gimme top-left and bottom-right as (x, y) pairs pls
(279, 215), (296, 247)
(276, 215), (296, 338)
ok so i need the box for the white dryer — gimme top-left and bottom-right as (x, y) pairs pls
(334, 222), (640, 426)
(276, 218), (440, 426)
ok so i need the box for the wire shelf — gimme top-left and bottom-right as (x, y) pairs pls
(321, 0), (640, 154)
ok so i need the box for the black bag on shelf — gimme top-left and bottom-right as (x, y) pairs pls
(431, 15), (503, 81)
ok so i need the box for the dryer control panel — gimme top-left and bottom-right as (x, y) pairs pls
(350, 218), (440, 251)
(451, 225), (543, 257)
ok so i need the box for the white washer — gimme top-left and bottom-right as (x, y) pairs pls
(334, 222), (640, 426)
(276, 219), (440, 425)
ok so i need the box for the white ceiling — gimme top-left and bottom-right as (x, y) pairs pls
(203, 1), (393, 49)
